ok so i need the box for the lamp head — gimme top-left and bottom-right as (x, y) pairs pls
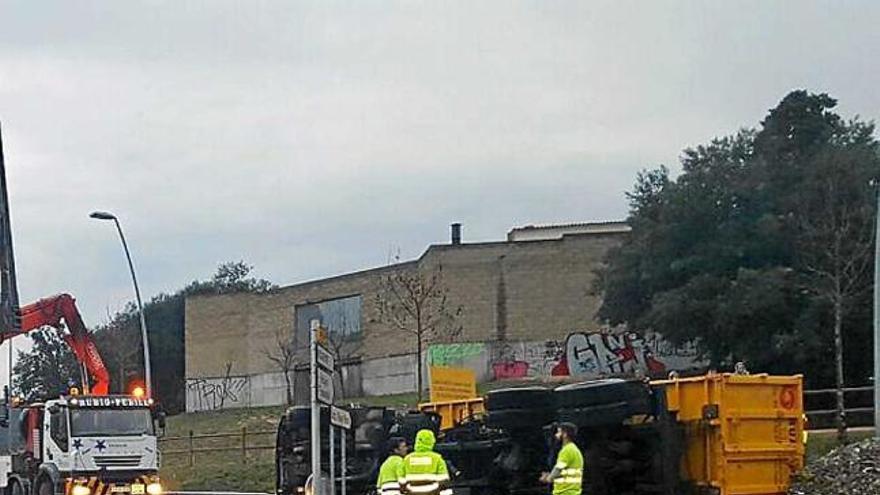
(89, 211), (117, 221)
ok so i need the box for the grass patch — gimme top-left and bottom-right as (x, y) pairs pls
(162, 449), (275, 493)
(158, 393), (431, 492)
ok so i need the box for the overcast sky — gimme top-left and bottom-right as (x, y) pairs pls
(0, 0), (878, 349)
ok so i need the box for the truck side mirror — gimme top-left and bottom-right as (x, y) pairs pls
(0, 386), (9, 427)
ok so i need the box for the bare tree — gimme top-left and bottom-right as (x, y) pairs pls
(325, 312), (363, 399)
(94, 307), (142, 394)
(263, 325), (298, 405)
(376, 265), (463, 401)
(798, 148), (876, 443)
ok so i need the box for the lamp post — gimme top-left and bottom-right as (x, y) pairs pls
(90, 211), (152, 398)
(874, 189), (880, 438)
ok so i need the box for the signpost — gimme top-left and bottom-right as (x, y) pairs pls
(330, 405), (351, 495)
(317, 368), (334, 404)
(309, 321), (322, 495)
(317, 345), (335, 372)
(330, 405), (352, 429)
(310, 320), (351, 495)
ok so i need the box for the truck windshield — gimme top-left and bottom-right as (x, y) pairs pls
(70, 409), (154, 437)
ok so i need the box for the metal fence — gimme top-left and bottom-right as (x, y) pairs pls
(160, 428), (276, 466)
(804, 385), (875, 430)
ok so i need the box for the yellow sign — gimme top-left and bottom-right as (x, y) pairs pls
(429, 366), (476, 402)
(316, 326), (328, 345)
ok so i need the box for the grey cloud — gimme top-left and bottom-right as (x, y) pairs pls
(0, 0), (877, 334)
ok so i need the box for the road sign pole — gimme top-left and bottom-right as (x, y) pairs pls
(341, 428), (347, 495)
(330, 425), (336, 495)
(874, 189), (880, 438)
(310, 320), (322, 495)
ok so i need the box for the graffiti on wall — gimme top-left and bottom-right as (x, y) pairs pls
(485, 330), (702, 380)
(491, 340), (565, 379)
(428, 343), (486, 366)
(186, 362), (250, 411)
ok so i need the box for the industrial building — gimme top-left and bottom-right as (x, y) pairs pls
(184, 221), (702, 412)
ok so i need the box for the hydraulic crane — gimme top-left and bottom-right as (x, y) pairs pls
(0, 293), (110, 395)
(0, 123), (110, 395)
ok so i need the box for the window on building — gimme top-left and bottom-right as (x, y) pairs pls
(294, 295), (363, 353)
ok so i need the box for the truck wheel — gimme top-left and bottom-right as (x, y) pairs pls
(554, 379), (651, 413)
(485, 387), (553, 411)
(36, 480), (53, 495)
(9, 480), (25, 495)
(486, 408), (555, 429)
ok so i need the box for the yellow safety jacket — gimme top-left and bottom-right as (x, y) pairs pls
(553, 442), (584, 495)
(399, 430), (451, 495)
(377, 455), (404, 495)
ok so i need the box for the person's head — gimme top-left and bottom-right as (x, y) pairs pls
(387, 437), (408, 457)
(555, 422), (577, 444)
(414, 429), (436, 452)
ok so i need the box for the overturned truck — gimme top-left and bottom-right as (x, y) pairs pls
(276, 374), (805, 495)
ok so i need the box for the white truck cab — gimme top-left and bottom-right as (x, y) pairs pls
(0, 395), (163, 495)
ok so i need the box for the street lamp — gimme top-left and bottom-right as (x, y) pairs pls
(874, 189), (880, 438)
(90, 210), (152, 398)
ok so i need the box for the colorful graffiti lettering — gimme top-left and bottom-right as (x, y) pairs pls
(490, 340), (566, 379)
(428, 342), (486, 366)
(487, 330), (700, 380)
(561, 332), (668, 376)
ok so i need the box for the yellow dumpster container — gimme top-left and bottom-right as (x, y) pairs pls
(419, 398), (485, 430)
(656, 373), (805, 495)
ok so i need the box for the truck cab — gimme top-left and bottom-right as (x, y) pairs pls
(0, 395), (162, 495)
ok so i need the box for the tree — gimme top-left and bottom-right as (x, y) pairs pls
(92, 260), (275, 414)
(263, 325), (298, 405)
(376, 266), (463, 401)
(191, 261), (275, 295)
(93, 306), (143, 394)
(597, 89), (880, 431)
(12, 329), (81, 401)
(795, 134), (877, 441)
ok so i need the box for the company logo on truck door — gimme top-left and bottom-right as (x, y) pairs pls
(71, 397), (152, 408)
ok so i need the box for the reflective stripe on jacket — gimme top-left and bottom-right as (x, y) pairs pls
(378, 454), (405, 495)
(553, 442), (584, 495)
(399, 430), (449, 495)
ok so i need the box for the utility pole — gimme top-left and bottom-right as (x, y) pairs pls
(874, 188), (880, 438)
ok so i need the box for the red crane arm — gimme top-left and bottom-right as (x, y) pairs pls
(3, 293), (110, 395)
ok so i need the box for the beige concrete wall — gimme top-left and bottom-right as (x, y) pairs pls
(185, 232), (625, 386)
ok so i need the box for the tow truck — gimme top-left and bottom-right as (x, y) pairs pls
(0, 124), (164, 495)
(0, 394), (162, 495)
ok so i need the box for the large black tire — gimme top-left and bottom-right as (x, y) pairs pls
(485, 408), (555, 429)
(554, 379), (651, 412)
(556, 403), (635, 428)
(36, 479), (53, 495)
(485, 387), (553, 411)
(9, 480), (25, 495)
